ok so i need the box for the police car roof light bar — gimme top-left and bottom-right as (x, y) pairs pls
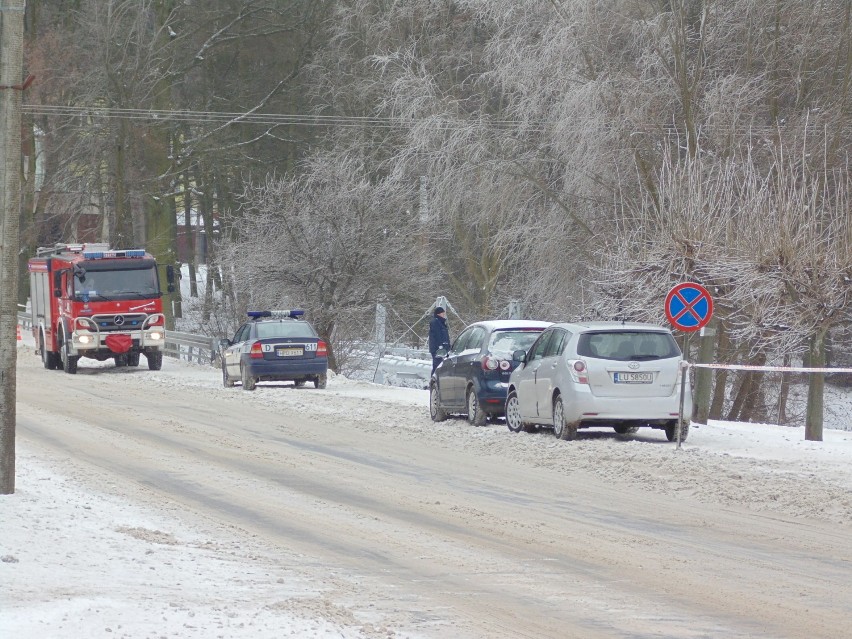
(271, 309), (304, 318)
(246, 309), (304, 320)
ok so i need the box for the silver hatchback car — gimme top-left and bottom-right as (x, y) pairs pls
(505, 322), (692, 441)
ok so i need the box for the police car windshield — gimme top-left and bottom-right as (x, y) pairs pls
(255, 323), (316, 339)
(75, 263), (159, 300)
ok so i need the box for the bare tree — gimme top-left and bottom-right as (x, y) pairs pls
(219, 151), (431, 371)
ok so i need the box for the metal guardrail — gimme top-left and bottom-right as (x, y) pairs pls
(18, 311), (218, 365)
(17, 311), (431, 379)
(163, 329), (219, 365)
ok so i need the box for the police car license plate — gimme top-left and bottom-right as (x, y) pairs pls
(276, 347), (303, 357)
(613, 372), (653, 383)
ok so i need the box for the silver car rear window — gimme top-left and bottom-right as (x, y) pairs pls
(577, 331), (680, 361)
(256, 322), (316, 339)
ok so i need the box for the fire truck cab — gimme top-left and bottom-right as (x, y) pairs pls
(28, 243), (171, 374)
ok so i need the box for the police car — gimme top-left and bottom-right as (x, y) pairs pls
(219, 310), (328, 390)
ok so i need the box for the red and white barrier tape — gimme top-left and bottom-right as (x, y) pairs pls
(688, 363), (852, 374)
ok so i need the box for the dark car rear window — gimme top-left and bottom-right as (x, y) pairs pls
(577, 331), (680, 361)
(488, 329), (545, 357)
(256, 322), (316, 339)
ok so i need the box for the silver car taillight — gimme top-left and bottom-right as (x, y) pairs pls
(570, 359), (589, 384)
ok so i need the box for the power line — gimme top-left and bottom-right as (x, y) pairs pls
(22, 104), (530, 131)
(22, 104), (834, 138)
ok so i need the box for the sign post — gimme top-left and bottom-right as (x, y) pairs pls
(665, 283), (714, 448)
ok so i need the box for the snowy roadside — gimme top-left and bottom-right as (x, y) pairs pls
(4, 339), (852, 639)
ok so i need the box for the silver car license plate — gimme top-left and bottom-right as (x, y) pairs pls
(613, 372), (653, 383)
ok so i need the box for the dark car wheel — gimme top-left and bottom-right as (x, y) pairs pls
(429, 383), (447, 422)
(222, 361), (235, 388)
(314, 373), (327, 389)
(466, 388), (487, 426)
(552, 395), (577, 441)
(665, 420), (689, 442)
(241, 365), (256, 391)
(505, 390), (529, 433)
(294, 379), (306, 388)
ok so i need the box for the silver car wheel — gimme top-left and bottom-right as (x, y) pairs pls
(553, 395), (577, 441)
(505, 391), (524, 433)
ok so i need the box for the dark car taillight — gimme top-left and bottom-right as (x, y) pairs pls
(317, 340), (328, 357)
(249, 342), (263, 359)
(482, 356), (512, 371)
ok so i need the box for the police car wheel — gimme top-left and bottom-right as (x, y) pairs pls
(241, 365), (257, 391)
(222, 361), (235, 388)
(314, 374), (327, 389)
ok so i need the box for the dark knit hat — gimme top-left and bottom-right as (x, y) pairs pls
(434, 306), (445, 315)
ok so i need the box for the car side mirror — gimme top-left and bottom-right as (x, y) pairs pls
(512, 349), (527, 363)
(219, 338), (232, 350)
(435, 346), (448, 358)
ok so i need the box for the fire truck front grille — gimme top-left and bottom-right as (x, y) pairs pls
(90, 313), (150, 332)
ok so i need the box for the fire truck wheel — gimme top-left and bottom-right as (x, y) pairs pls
(126, 353), (140, 367)
(146, 351), (163, 371)
(222, 360), (235, 388)
(40, 332), (60, 370)
(241, 365), (257, 391)
(61, 341), (78, 375)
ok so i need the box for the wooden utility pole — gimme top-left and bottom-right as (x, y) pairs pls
(0, 0), (26, 494)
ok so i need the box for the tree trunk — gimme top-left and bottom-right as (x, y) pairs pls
(737, 352), (767, 423)
(708, 323), (730, 419)
(726, 350), (766, 422)
(805, 327), (827, 441)
(0, 0), (26, 494)
(113, 120), (133, 246)
(183, 169), (198, 298)
(692, 320), (717, 424)
(777, 353), (792, 425)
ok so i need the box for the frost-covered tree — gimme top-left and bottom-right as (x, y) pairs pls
(218, 152), (431, 371)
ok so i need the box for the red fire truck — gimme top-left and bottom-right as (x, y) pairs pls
(28, 243), (174, 374)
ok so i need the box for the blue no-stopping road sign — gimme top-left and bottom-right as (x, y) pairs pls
(665, 283), (713, 332)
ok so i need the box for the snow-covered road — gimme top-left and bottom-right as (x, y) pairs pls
(4, 342), (852, 638)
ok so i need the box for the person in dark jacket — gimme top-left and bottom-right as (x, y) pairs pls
(428, 306), (451, 374)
